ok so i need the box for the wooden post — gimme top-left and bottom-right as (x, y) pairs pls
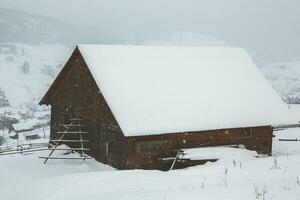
(105, 141), (109, 157)
(79, 120), (84, 159)
(170, 150), (182, 171)
(42, 121), (46, 139)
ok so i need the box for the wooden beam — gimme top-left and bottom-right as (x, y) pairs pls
(50, 140), (89, 143)
(56, 131), (89, 134)
(169, 150), (183, 171)
(278, 138), (299, 142)
(47, 148), (90, 151)
(62, 125), (87, 127)
(39, 156), (92, 160)
(43, 121), (75, 164)
(69, 118), (84, 121)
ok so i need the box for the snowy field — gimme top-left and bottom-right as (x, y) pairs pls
(0, 128), (300, 200)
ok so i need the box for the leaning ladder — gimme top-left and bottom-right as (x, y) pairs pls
(40, 118), (91, 163)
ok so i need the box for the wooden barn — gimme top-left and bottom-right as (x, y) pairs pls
(40, 45), (290, 170)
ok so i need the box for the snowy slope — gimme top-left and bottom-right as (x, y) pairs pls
(289, 104), (300, 121)
(0, 43), (70, 107)
(260, 60), (300, 103)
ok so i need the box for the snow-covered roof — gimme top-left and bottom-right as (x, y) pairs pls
(78, 45), (294, 136)
(12, 119), (40, 131)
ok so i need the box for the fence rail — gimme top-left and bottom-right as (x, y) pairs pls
(278, 138), (299, 142)
(273, 123), (300, 131)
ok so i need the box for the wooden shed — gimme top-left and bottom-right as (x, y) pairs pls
(40, 45), (290, 170)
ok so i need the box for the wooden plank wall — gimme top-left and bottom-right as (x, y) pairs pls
(124, 126), (273, 170)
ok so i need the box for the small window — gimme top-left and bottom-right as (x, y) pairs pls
(135, 140), (172, 156)
(240, 128), (251, 137)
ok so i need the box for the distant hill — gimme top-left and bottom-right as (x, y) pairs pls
(0, 9), (111, 46)
(142, 31), (228, 46)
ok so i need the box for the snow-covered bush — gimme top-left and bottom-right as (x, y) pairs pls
(218, 166), (229, 187)
(21, 61), (30, 74)
(232, 159), (236, 167)
(270, 157), (281, 170)
(253, 183), (267, 199)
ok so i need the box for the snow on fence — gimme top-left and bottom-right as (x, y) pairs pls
(273, 123), (300, 131)
(0, 142), (48, 156)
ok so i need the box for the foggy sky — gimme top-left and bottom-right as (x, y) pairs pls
(1, 0), (299, 62)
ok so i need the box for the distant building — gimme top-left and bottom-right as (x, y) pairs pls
(40, 45), (291, 170)
(0, 88), (10, 107)
(11, 119), (42, 133)
(0, 115), (18, 132)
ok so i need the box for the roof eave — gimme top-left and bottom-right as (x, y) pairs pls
(125, 124), (273, 138)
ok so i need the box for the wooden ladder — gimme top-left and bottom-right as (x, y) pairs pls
(40, 118), (91, 163)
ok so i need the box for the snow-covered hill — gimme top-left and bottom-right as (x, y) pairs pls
(0, 43), (70, 108)
(0, 9), (84, 45)
(260, 60), (300, 103)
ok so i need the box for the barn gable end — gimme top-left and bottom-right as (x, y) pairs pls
(40, 48), (79, 106)
(40, 47), (126, 169)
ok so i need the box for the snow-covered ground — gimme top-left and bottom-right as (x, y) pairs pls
(273, 128), (300, 156)
(0, 127), (300, 200)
